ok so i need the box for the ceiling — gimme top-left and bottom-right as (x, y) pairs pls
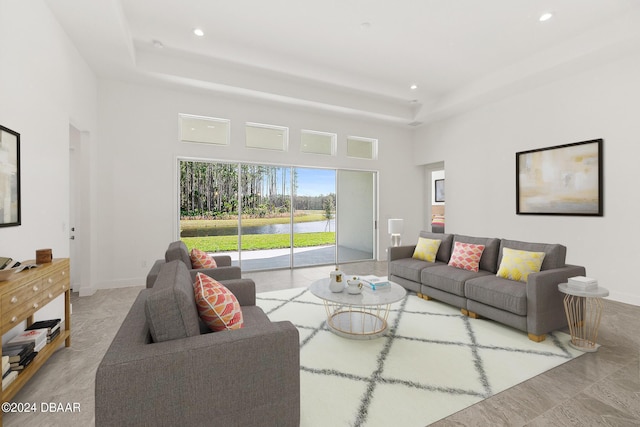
(46, 0), (640, 126)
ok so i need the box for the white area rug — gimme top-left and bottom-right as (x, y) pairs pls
(256, 287), (583, 427)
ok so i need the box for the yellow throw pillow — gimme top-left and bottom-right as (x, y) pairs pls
(412, 238), (442, 262)
(496, 248), (546, 283)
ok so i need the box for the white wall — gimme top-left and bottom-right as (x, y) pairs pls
(96, 79), (421, 288)
(0, 0), (98, 330)
(414, 51), (640, 306)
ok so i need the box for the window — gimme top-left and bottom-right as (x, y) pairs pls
(179, 114), (230, 145)
(245, 122), (288, 151)
(300, 130), (336, 156)
(346, 136), (377, 160)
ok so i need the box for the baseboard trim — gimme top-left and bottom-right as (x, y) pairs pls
(97, 277), (145, 291)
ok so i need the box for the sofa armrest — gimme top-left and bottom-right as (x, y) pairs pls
(389, 245), (416, 261)
(211, 255), (232, 267)
(96, 297), (300, 426)
(526, 264), (586, 335)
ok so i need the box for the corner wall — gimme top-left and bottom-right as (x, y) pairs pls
(414, 50), (640, 305)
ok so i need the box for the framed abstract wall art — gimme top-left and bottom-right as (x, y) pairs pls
(435, 179), (445, 203)
(0, 125), (21, 227)
(516, 139), (603, 216)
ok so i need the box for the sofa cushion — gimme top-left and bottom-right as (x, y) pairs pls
(413, 237), (442, 262)
(194, 273), (244, 332)
(465, 275), (528, 316)
(448, 242), (485, 272)
(165, 240), (192, 267)
(419, 231), (454, 263)
(144, 260), (201, 343)
(190, 248), (218, 269)
(499, 239), (566, 271)
(389, 258), (444, 283)
(453, 235), (501, 273)
(496, 248), (545, 283)
(421, 265), (492, 297)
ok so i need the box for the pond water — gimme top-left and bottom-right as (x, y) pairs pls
(181, 219), (335, 237)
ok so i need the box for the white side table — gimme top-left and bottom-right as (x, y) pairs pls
(558, 283), (609, 352)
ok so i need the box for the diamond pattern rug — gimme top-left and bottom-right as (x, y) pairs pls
(257, 287), (583, 427)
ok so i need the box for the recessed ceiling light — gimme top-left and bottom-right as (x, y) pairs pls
(193, 28), (205, 37)
(360, 22), (372, 30)
(539, 12), (553, 22)
(410, 84), (418, 90)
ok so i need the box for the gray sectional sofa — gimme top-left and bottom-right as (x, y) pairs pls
(95, 260), (300, 426)
(389, 231), (586, 342)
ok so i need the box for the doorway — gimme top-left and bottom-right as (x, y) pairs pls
(69, 124), (92, 294)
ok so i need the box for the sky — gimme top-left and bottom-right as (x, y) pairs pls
(295, 168), (336, 196)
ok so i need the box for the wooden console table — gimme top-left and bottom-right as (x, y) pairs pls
(0, 259), (71, 408)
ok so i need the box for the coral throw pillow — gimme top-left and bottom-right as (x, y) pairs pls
(448, 242), (485, 272)
(194, 273), (243, 332)
(190, 248), (217, 269)
(412, 238), (442, 262)
(496, 248), (546, 283)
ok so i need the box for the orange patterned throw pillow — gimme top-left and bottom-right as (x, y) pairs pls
(194, 273), (243, 332)
(448, 242), (485, 272)
(190, 248), (217, 269)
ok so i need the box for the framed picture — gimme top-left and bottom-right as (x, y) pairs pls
(0, 125), (21, 227)
(516, 139), (603, 216)
(435, 179), (445, 202)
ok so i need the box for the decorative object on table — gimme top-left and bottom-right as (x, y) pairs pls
(36, 248), (53, 264)
(567, 276), (598, 291)
(388, 218), (403, 247)
(360, 276), (390, 290)
(0, 125), (21, 227)
(559, 278), (609, 352)
(516, 138), (603, 216)
(434, 179), (445, 202)
(346, 277), (363, 294)
(329, 267), (344, 293)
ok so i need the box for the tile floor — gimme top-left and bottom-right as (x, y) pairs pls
(3, 260), (639, 426)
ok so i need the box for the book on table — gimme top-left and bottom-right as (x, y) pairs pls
(27, 319), (62, 342)
(6, 329), (48, 353)
(10, 351), (38, 371)
(2, 356), (9, 376)
(359, 275), (391, 290)
(2, 370), (18, 391)
(26, 319), (61, 334)
(2, 342), (36, 363)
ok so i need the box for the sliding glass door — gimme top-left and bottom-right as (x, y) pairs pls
(337, 170), (376, 263)
(239, 165), (291, 270)
(179, 161), (240, 263)
(179, 160), (375, 271)
(292, 168), (336, 268)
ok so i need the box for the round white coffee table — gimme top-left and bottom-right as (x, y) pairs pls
(309, 277), (406, 339)
(558, 283), (609, 352)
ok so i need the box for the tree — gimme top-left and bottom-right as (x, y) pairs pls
(323, 195), (335, 231)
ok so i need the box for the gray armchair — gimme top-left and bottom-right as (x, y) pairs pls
(96, 260), (300, 426)
(146, 240), (241, 287)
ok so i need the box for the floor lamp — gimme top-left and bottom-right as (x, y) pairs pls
(388, 219), (404, 247)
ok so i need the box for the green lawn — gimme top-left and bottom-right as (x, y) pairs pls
(180, 211), (329, 234)
(182, 232), (336, 252)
